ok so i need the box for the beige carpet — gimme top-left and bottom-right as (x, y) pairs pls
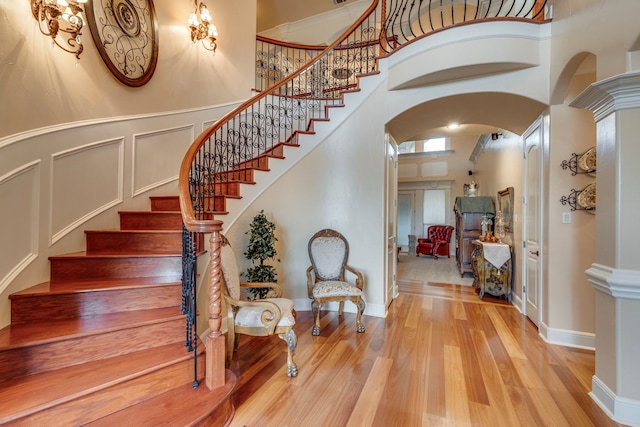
(397, 251), (474, 286)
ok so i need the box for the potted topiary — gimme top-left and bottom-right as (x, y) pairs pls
(243, 210), (279, 300)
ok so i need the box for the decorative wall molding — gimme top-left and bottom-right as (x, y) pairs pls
(131, 124), (194, 197)
(50, 138), (125, 245)
(0, 161), (41, 295)
(0, 101), (241, 150)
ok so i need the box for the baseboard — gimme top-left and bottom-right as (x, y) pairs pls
(591, 375), (640, 427)
(292, 299), (387, 318)
(545, 327), (595, 350)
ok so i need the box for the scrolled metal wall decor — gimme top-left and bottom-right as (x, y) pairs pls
(85, 0), (159, 87)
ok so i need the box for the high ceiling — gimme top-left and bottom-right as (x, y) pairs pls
(257, 1), (554, 147)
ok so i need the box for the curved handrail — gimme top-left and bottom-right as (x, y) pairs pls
(178, 0), (380, 233)
(378, 0), (549, 54)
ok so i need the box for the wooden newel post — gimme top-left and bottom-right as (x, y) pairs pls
(205, 224), (225, 390)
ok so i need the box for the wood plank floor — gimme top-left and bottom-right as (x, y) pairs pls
(228, 279), (621, 427)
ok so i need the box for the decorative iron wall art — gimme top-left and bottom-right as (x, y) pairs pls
(85, 0), (159, 87)
(560, 146), (596, 213)
(561, 147), (596, 176)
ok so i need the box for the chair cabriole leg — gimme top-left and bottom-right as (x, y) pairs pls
(312, 299), (321, 336)
(280, 329), (298, 377)
(356, 298), (366, 333)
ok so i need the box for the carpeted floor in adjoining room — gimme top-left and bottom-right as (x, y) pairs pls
(396, 251), (474, 286)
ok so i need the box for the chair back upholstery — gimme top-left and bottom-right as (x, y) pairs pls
(308, 229), (349, 281)
(427, 225), (454, 243)
(219, 236), (241, 300)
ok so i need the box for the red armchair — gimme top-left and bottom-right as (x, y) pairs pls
(416, 225), (454, 259)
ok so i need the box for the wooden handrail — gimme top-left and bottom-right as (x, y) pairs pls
(178, 0), (379, 234)
(256, 35), (327, 51)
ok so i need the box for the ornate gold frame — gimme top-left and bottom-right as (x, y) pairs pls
(497, 187), (514, 233)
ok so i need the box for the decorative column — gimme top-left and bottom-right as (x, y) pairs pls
(205, 223), (226, 390)
(571, 71), (640, 426)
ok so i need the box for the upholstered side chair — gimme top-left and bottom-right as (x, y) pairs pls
(416, 225), (454, 259)
(306, 229), (365, 336)
(219, 235), (298, 377)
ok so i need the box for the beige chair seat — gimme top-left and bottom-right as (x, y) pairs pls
(311, 281), (363, 298)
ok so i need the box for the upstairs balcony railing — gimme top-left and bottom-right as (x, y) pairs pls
(179, 0), (550, 390)
(380, 0), (548, 53)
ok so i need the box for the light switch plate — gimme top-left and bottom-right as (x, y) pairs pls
(562, 212), (571, 224)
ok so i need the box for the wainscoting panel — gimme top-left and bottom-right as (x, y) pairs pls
(132, 125), (195, 197)
(50, 138), (124, 245)
(0, 161), (40, 294)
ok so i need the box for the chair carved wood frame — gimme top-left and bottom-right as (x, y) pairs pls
(306, 229), (366, 336)
(219, 235), (298, 377)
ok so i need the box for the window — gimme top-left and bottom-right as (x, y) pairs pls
(423, 189), (446, 226)
(399, 138), (447, 154)
(398, 141), (415, 153)
(424, 137), (445, 152)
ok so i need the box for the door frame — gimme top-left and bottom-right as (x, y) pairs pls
(384, 134), (398, 306)
(521, 115), (546, 326)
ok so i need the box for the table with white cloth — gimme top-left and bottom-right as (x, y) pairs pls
(471, 240), (512, 302)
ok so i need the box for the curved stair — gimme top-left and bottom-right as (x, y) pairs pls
(0, 196), (235, 426)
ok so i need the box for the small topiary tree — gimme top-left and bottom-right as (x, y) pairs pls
(243, 210), (279, 300)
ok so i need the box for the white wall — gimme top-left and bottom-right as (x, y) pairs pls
(0, 0), (256, 138)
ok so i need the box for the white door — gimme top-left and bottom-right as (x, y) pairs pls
(385, 137), (398, 306)
(523, 117), (543, 327)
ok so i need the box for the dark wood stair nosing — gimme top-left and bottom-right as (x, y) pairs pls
(0, 342), (204, 425)
(0, 308), (184, 350)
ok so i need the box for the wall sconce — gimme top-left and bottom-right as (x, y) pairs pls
(188, 1), (218, 54)
(30, 0), (87, 59)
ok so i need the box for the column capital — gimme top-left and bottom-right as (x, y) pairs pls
(586, 263), (640, 300)
(571, 71), (640, 121)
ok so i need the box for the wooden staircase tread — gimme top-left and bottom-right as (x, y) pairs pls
(85, 229), (182, 234)
(85, 370), (236, 427)
(0, 307), (182, 348)
(49, 252), (182, 260)
(0, 342), (194, 422)
(117, 210), (181, 214)
(10, 277), (181, 297)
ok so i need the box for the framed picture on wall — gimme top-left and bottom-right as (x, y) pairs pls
(497, 187), (514, 233)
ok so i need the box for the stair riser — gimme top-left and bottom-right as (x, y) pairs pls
(149, 196), (180, 212)
(119, 212), (183, 230)
(0, 317), (185, 382)
(10, 352), (205, 426)
(215, 169), (254, 182)
(86, 232), (183, 254)
(50, 256), (182, 283)
(11, 284), (181, 323)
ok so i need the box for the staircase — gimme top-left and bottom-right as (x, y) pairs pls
(0, 196), (235, 426)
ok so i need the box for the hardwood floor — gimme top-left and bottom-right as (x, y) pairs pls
(229, 279), (621, 427)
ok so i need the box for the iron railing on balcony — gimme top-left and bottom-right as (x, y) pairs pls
(255, 36), (326, 93)
(180, 0), (551, 390)
(380, 0), (549, 53)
